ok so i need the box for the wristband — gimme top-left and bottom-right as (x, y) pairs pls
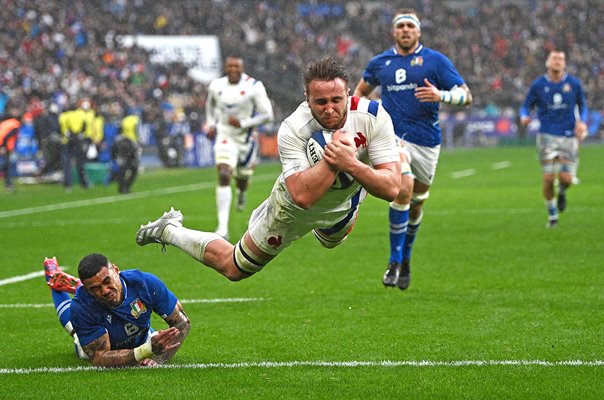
(133, 339), (154, 361)
(440, 87), (467, 105)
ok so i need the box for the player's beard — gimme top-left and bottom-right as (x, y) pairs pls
(312, 108), (347, 130)
(396, 36), (418, 53)
(96, 288), (123, 309)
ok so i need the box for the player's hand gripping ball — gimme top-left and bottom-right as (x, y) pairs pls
(306, 130), (355, 189)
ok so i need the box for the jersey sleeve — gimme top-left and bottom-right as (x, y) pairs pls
(142, 271), (178, 319)
(574, 78), (589, 122)
(205, 80), (218, 128)
(367, 105), (400, 166)
(70, 300), (108, 347)
(362, 56), (381, 87)
(277, 117), (312, 180)
(240, 81), (274, 129)
(520, 81), (538, 118)
(436, 53), (466, 90)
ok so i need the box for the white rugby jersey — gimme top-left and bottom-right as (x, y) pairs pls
(205, 73), (274, 144)
(277, 96), (399, 213)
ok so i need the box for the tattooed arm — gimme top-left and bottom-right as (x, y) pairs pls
(153, 301), (191, 364)
(82, 333), (139, 367)
(82, 328), (183, 367)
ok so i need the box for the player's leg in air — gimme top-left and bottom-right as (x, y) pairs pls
(43, 257), (87, 358)
(136, 207), (275, 281)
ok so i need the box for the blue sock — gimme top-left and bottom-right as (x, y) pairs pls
(50, 289), (72, 329)
(403, 211), (423, 263)
(546, 199), (558, 219)
(389, 203), (409, 264)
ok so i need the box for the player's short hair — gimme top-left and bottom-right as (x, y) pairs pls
(224, 56), (244, 66)
(78, 253), (110, 280)
(303, 57), (349, 93)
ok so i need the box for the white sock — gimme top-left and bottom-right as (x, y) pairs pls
(164, 225), (221, 262)
(216, 186), (232, 233)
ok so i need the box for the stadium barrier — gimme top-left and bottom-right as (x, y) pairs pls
(11, 112), (603, 178)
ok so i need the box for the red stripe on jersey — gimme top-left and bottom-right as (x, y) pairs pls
(350, 96), (359, 111)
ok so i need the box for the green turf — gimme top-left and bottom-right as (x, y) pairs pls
(1, 145), (603, 399)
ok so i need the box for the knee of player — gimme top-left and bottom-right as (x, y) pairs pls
(218, 175), (231, 186)
(313, 229), (347, 249)
(223, 267), (251, 282)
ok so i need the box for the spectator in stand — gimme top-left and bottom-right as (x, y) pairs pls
(0, 0), (600, 168)
(107, 114), (141, 194)
(0, 107), (21, 192)
(60, 101), (92, 190)
(34, 103), (63, 176)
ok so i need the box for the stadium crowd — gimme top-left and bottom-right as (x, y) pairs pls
(0, 0), (602, 164)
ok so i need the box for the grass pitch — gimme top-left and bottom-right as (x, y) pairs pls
(0, 144), (602, 399)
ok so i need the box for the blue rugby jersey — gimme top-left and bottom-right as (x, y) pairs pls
(520, 73), (588, 137)
(362, 44), (466, 147)
(70, 270), (178, 349)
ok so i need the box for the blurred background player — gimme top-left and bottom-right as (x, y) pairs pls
(136, 58), (402, 282)
(34, 103), (63, 178)
(59, 100), (93, 190)
(43, 253), (190, 367)
(107, 114), (141, 194)
(354, 8), (472, 290)
(520, 50), (588, 228)
(0, 107), (21, 192)
(205, 56), (274, 240)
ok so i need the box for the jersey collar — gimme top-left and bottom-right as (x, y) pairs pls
(391, 43), (423, 56)
(544, 72), (568, 83)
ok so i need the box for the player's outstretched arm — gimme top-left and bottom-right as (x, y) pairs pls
(154, 301), (191, 364)
(82, 333), (144, 367)
(82, 324), (184, 368)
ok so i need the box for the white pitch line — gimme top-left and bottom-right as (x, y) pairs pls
(0, 298), (265, 309)
(0, 268), (71, 287)
(451, 169), (476, 179)
(0, 173), (277, 220)
(492, 160), (511, 170)
(1, 359), (602, 374)
(179, 298), (266, 304)
(0, 271), (46, 286)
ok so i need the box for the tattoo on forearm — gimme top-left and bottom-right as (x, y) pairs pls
(166, 302), (191, 337)
(82, 334), (138, 367)
(154, 302), (190, 364)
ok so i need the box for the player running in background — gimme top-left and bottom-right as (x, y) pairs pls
(137, 58), (404, 282)
(44, 254), (190, 367)
(205, 56), (274, 240)
(520, 50), (588, 228)
(354, 8), (472, 290)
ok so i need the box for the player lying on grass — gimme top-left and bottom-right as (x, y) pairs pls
(44, 253), (190, 367)
(136, 58), (407, 281)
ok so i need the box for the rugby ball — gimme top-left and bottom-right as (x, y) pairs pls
(306, 130), (355, 190)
